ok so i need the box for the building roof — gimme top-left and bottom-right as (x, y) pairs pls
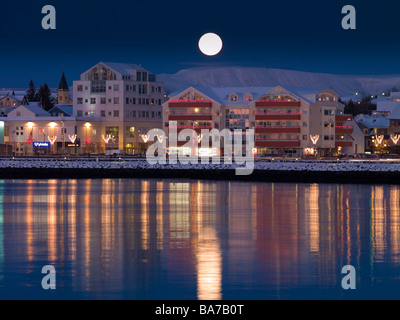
(355, 114), (389, 128)
(101, 62), (145, 75)
(49, 105), (73, 116)
(21, 103), (50, 116)
(167, 85), (325, 106)
(387, 108), (400, 120)
(58, 71), (69, 90)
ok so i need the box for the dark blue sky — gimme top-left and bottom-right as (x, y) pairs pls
(1, 0), (400, 88)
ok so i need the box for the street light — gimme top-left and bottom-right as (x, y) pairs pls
(192, 120), (198, 157)
(26, 122), (34, 155)
(85, 122), (91, 155)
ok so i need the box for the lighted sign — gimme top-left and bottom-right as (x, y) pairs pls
(198, 148), (218, 157)
(33, 142), (50, 148)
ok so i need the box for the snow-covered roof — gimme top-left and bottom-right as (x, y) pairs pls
(355, 114), (389, 128)
(167, 85), (325, 106)
(387, 108), (400, 120)
(19, 103), (50, 116)
(50, 105), (73, 115)
(376, 99), (400, 113)
(0, 94), (22, 102)
(101, 62), (145, 75)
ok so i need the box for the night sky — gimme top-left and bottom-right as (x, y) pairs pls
(1, 0), (400, 88)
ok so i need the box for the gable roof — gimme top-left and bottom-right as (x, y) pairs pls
(17, 103), (50, 116)
(81, 62), (146, 79)
(49, 105), (73, 116)
(167, 85), (321, 106)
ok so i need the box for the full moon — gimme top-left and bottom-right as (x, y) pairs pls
(198, 33), (223, 56)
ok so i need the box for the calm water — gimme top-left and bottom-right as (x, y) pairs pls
(0, 179), (400, 300)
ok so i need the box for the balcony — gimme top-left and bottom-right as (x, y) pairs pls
(335, 126), (353, 135)
(168, 113), (213, 121)
(255, 139), (301, 147)
(335, 114), (353, 122)
(335, 141), (353, 148)
(255, 126), (301, 134)
(256, 101), (301, 107)
(168, 101), (213, 108)
(176, 125), (213, 134)
(255, 112), (301, 121)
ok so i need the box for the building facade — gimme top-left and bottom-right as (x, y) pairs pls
(4, 62), (165, 156)
(162, 86), (355, 157)
(73, 62), (164, 154)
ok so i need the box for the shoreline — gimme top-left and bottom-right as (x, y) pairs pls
(0, 158), (400, 184)
(0, 167), (399, 184)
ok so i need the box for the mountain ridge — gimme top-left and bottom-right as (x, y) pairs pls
(158, 66), (400, 98)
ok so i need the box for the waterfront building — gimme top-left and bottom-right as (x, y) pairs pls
(73, 62), (164, 154)
(4, 62), (165, 156)
(355, 114), (391, 154)
(162, 86), (355, 157)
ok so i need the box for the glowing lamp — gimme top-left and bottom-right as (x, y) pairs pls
(141, 135), (149, 143)
(27, 122), (34, 129)
(68, 134), (77, 144)
(49, 122), (57, 129)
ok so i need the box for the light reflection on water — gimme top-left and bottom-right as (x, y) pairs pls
(0, 179), (400, 299)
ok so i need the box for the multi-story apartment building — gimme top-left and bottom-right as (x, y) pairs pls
(73, 62), (164, 154)
(162, 86), (355, 157)
(4, 62), (165, 156)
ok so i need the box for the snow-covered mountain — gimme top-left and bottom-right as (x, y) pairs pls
(158, 67), (400, 99)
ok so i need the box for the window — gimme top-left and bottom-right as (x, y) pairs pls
(139, 84), (148, 95)
(132, 98), (136, 104)
(303, 135), (307, 140)
(230, 93), (238, 102)
(77, 98), (83, 104)
(16, 111), (21, 116)
(114, 110), (119, 117)
(77, 85), (83, 91)
(90, 98), (96, 104)
(126, 97), (130, 104)
(245, 94), (253, 102)
(114, 97), (119, 104)
(132, 110), (136, 117)
(101, 97), (106, 104)
(126, 127), (135, 138)
(126, 85), (130, 91)
(77, 110), (83, 117)
(101, 110), (106, 117)
(114, 84), (119, 91)
(137, 72), (142, 81)
(132, 85), (136, 92)
(324, 109), (335, 116)
(142, 72), (148, 82)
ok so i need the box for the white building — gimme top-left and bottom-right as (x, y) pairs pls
(73, 62), (165, 154)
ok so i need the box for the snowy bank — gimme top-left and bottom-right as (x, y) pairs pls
(0, 158), (400, 184)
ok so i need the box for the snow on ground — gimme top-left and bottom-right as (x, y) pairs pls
(1, 158), (400, 172)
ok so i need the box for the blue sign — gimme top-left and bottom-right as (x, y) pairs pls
(33, 142), (51, 148)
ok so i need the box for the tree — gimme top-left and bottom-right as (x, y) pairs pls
(26, 80), (38, 102)
(38, 83), (54, 111)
